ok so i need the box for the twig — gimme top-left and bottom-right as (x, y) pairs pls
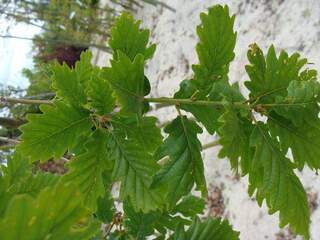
(0, 136), (20, 144)
(202, 139), (220, 150)
(142, 0), (176, 12)
(0, 35), (111, 53)
(0, 96), (53, 105)
(24, 92), (55, 99)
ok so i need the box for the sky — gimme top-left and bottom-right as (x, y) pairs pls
(0, 19), (40, 90)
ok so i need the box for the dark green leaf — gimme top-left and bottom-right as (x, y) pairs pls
(95, 192), (115, 223)
(170, 217), (239, 240)
(268, 115), (320, 171)
(218, 106), (253, 173)
(194, 5), (236, 77)
(174, 4), (238, 134)
(245, 44), (307, 104)
(109, 127), (164, 212)
(274, 80), (320, 126)
(248, 123), (310, 238)
(151, 116), (207, 207)
(171, 195), (205, 218)
(123, 201), (156, 239)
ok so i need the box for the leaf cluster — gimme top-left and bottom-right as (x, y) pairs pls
(1, 4), (320, 240)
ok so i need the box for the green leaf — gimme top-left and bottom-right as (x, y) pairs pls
(87, 68), (115, 115)
(122, 197), (196, 239)
(74, 50), (94, 86)
(0, 153), (59, 217)
(0, 171), (58, 217)
(194, 5), (236, 77)
(151, 116), (207, 206)
(218, 106), (253, 173)
(109, 126), (164, 212)
(171, 195), (205, 218)
(95, 191), (115, 223)
(8, 172), (59, 197)
(0, 182), (99, 240)
(0, 177), (10, 217)
(18, 101), (92, 162)
(109, 12), (156, 61)
(245, 44), (320, 172)
(274, 80), (320, 126)
(108, 231), (130, 240)
(175, 76), (244, 135)
(268, 115), (320, 170)
(103, 51), (145, 115)
(63, 130), (113, 210)
(1, 153), (30, 186)
(170, 217), (239, 240)
(174, 4), (238, 134)
(51, 63), (87, 106)
(171, 223), (187, 240)
(248, 123), (310, 238)
(123, 201), (157, 240)
(245, 44), (307, 104)
(174, 79), (222, 134)
(111, 115), (162, 153)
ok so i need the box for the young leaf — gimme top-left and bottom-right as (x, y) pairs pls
(249, 123), (310, 239)
(103, 51), (145, 115)
(18, 101), (92, 162)
(109, 12), (156, 61)
(62, 130), (113, 210)
(170, 217), (239, 240)
(108, 128), (164, 212)
(0, 182), (99, 240)
(87, 68), (115, 115)
(151, 116), (207, 207)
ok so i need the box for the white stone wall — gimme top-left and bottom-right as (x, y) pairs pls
(95, 1), (320, 239)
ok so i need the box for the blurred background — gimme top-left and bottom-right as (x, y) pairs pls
(1, 1), (320, 239)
